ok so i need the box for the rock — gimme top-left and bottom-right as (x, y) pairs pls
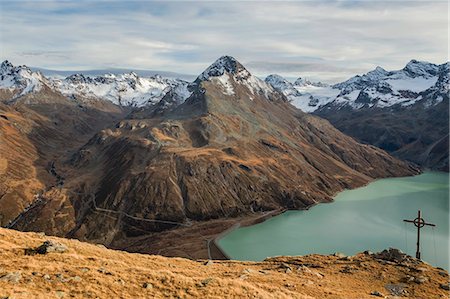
(258, 270), (268, 275)
(438, 271), (447, 277)
(315, 272), (325, 279)
(370, 290), (384, 297)
(0, 272), (22, 283)
(439, 283), (450, 291)
(117, 278), (125, 285)
(340, 266), (356, 274)
(55, 291), (65, 298)
(364, 250), (373, 255)
(43, 274), (51, 280)
(199, 278), (213, 287)
(80, 267), (89, 273)
(298, 265), (311, 273)
(415, 267), (428, 272)
(280, 263), (292, 272)
(414, 276), (428, 284)
(204, 260), (213, 266)
(374, 248), (408, 263)
(71, 276), (82, 282)
(340, 256), (353, 261)
(98, 268), (112, 275)
(242, 269), (256, 274)
(298, 265), (323, 278)
(385, 283), (407, 296)
(96, 244), (106, 249)
(333, 252), (346, 258)
(35, 240), (68, 254)
(143, 282), (153, 289)
(301, 280), (314, 286)
(400, 275), (415, 283)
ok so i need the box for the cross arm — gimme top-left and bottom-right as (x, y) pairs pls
(403, 219), (436, 226)
(423, 223), (436, 227)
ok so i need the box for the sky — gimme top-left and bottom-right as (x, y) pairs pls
(0, 0), (448, 83)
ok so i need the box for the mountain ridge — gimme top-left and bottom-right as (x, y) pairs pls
(263, 60), (449, 171)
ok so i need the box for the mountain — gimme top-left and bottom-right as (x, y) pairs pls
(265, 74), (337, 113)
(265, 60), (449, 171)
(0, 60), (50, 100)
(265, 60), (447, 112)
(0, 61), (128, 227)
(265, 74), (303, 99)
(0, 60), (191, 108)
(52, 72), (191, 107)
(31, 66), (197, 81)
(3, 56), (417, 258)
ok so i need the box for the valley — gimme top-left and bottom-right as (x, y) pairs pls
(0, 57), (423, 260)
(1, 1), (448, 298)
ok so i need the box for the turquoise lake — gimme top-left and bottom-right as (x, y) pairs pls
(218, 172), (449, 269)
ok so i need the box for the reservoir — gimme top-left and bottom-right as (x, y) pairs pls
(218, 172), (449, 269)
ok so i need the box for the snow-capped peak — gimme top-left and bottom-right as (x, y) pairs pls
(265, 74), (292, 89)
(1, 60), (14, 73)
(367, 66), (388, 77)
(196, 56), (244, 81)
(402, 59), (439, 78)
(265, 74), (302, 99)
(0, 60), (48, 98)
(196, 56), (275, 97)
(294, 77), (329, 88)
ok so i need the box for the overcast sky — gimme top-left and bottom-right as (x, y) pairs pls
(0, 1), (448, 83)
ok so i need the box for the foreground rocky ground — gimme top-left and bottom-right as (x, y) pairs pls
(0, 228), (448, 298)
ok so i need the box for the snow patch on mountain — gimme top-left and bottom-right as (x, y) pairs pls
(265, 74), (339, 112)
(291, 85), (341, 112)
(385, 77), (437, 93)
(214, 74), (235, 95)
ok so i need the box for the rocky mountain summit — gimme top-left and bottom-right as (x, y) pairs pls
(265, 60), (449, 171)
(0, 228), (448, 299)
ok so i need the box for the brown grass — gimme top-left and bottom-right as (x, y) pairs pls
(0, 228), (448, 299)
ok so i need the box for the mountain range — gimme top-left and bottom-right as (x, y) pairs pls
(0, 56), (439, 258)
(265, 60), (449, 171)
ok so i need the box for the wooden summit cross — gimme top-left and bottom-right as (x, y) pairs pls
(403, 210), (436, 260)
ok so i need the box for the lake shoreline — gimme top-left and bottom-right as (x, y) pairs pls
(212, 207), (287, 260)
(217, 171), (449, 269)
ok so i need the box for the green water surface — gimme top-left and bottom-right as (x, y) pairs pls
(218, 172), (449, 269)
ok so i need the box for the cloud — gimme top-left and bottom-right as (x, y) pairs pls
(0, 0), (447, 82)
